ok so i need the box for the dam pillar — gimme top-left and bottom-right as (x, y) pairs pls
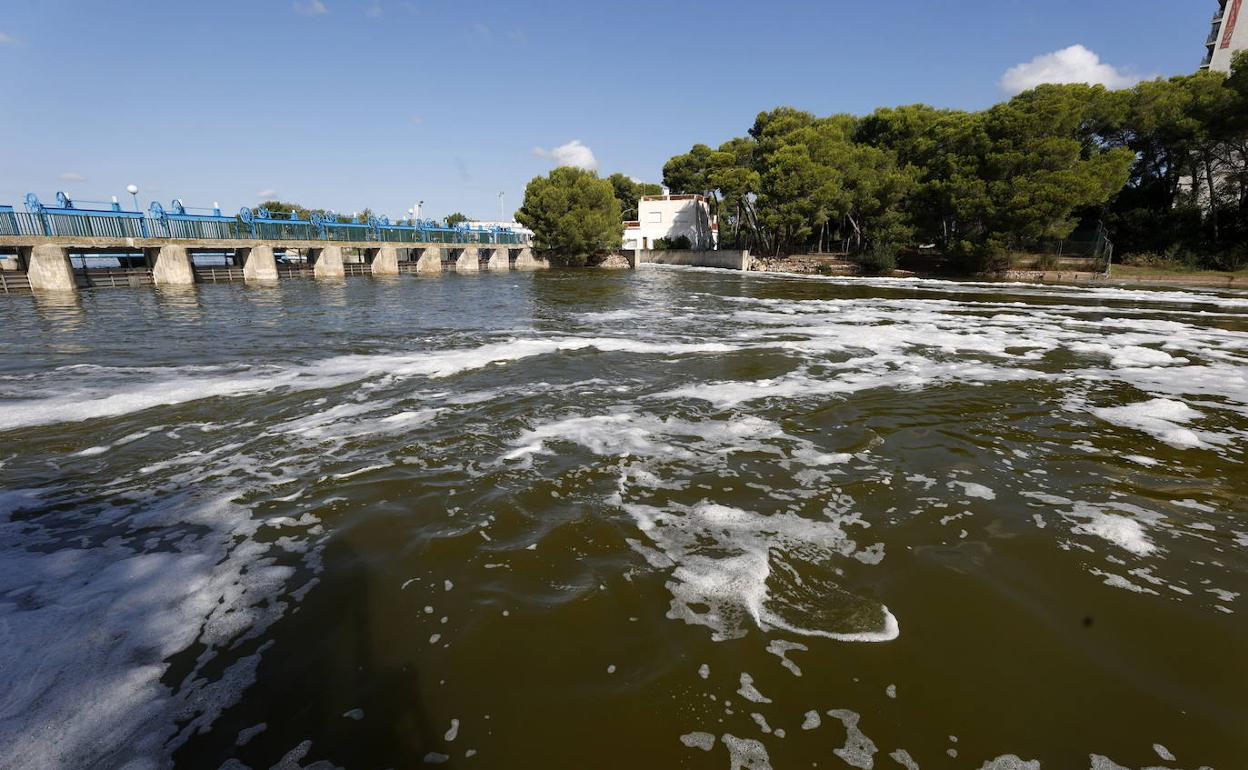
(415, 247), (443, 273)
(372, 245), (400, 276)
(455, 247), (480, 272)
(513, 247), (546, 270)
(151, 245), (195, 286)
(24, 245), (77, 293)
(242, 244), (279, 282)
(312, 245), (345, 279)
(486, 246), (509, 271)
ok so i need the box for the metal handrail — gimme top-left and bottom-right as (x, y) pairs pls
(0, 210), (531, 246)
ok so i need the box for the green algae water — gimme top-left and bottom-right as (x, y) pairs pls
(0, 268), (1245, 769)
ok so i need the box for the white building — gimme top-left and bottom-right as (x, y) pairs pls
(622, 194), (718, 251)
(467, 220), (534, 238)
(1202, 0), (1247, 72)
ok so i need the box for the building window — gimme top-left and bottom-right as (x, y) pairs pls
(648, 212), (662, 223)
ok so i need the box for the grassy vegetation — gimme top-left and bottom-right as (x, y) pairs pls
(1110, 263), (1248, 280)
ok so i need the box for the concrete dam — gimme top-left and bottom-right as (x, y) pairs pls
(0, 195), (545, 294)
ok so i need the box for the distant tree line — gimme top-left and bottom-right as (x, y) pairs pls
(662, 53), (1248, 271)
(253, 201), (468, 228)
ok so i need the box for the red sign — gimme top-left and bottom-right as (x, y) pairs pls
(1223, 0), (1243, 49)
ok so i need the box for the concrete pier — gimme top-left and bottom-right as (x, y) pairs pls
(242, 245), (279, 282)
(313, 245), (345, 279)
(151, 245), (195, 286)
(372, 246), (399, 276)
(486, 247), (509, 271)
(415, 247), (443, 273)
(456, 247), (480, 272)
(513, 247), (546, 270)
(24, 245), (76, 292)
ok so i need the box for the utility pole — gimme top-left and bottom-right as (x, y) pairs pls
(498, 191), (505, 223)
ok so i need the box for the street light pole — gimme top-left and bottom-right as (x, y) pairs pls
(498, 191), (505, 222)
(126, 184), (139, 211)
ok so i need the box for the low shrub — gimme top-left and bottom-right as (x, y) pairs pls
(855, 244), (898, 275)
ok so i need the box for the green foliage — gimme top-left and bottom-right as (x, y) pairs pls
(854, 243), (898, 275)
(664, 64), (1248, 271)
(607, 174), (663, 220)
(444, 212), (468, 228)
(517, 167), (622, 266)
(257, 200), (309, 219)
(653, 235), (692, 250)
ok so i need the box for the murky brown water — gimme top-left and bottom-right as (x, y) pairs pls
(0, 268), (1244, 769)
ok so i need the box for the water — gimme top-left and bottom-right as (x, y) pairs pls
(0, 268), (1245, 769)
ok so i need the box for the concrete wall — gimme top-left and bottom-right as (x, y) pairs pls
(633, 249), (751, 271)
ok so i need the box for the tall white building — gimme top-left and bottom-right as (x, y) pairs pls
(622, 194), (718, 251)
(1202, 0), (1247, 72)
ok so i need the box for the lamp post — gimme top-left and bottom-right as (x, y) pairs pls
(126, 184), (139, 211)
(498, 191), (505, 223)
(415, 200), (424, 221)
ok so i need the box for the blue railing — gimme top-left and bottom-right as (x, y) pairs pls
(7, 193), (532, 246)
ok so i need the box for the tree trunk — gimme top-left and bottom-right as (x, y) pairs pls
(1203, 150), (1220, 243)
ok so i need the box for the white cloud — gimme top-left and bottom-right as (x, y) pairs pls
(533, 140), (598, 171)
(1000, 45), (1139, 95)
(257, 189), (279, 198)
(0, 31), (16, 45)
(58, 172), (87, 183)
(293, 0), (328, 15)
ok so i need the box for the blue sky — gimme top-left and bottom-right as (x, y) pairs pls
(0, 0), (1214, 221)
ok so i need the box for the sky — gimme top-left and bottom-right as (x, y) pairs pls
(0, 0), (1218, 222)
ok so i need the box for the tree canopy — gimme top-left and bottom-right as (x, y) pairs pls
(517, 167), (622, 265)
(663, 56), (1248, 269)
(607, 173), (663, 221)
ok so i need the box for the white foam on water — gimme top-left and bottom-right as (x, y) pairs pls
(1072, 503), (1158, 557)
(1091, 399), (1205, 450)
(444, 718), (459, 741)
(622, 499), (897, 643)
(503, 411), (845, 470)
(721, 733), (772, 770)
(0, 336), (737, 432)
(826, 709), (877, 770)
(978, 757), (1041, 770)
(0, 494), (317, 768)
(801, 711), (821, 730)
(737, 673), (772, 704)
(890, 748), (921, 769)
(1153, 743), (1175, 761)
(680, 732), (716, 751)
(751, 713), (772, 735)
(765, 639), (807, 677)
(950, 481), (996, 500)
